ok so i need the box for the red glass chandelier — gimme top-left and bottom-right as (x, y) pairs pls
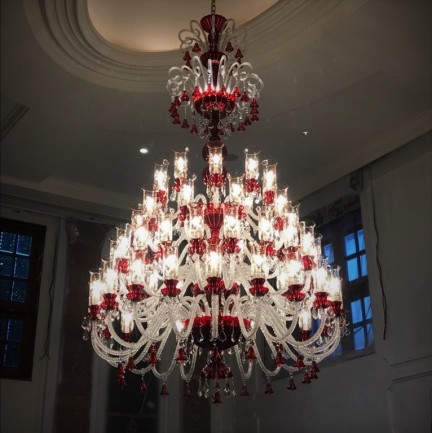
(166, 0), (263, 140)
(83, 0), (347, 404)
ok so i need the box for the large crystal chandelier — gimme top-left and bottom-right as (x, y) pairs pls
(83, 1), (347, 404)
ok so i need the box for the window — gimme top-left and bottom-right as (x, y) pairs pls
(0, 218), (46, 380)
(308, 195), (374, 359)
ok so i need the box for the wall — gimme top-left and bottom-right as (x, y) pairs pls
(0, 209), (67, 433)
(212, 133), (432, 433)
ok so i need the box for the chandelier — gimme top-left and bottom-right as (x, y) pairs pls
(166, 0), (263, 139)
(82, 1), (347, 405)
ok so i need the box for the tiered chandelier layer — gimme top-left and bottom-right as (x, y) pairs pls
(83, 1), (347, 404)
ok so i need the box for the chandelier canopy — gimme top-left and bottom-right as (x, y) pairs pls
(83, 1), (347, 405)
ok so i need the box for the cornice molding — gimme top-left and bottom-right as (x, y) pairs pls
(23, 0), (368, 92)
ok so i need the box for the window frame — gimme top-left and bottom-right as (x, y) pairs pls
(306, 194), (375, 360)
(0, 218), (46, 380)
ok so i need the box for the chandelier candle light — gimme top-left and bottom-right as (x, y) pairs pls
(83, 0), (347, 404)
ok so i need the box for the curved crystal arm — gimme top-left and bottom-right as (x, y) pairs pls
(152, 342), (179, 381)
(234, 345), (254, 381)
(105, 316), (147, 350)
(180, 347), (198, 382)
(259, 302), (299, 344)
(193, 258), (206, 289)
(133, 307), (170, 342)
(178, 20), (207, 52)
(166, 295), (204, 339)
(313, 326), (341, 362)
(91, 326), (135, 360)
(217, 18), (245, 52)
(211, 294), (219, 340)
(167, 64), (197, 96)
(246, 73), (264, 99)
(194, 194), (207, 204)
(254, 340), (281, 377)
(224, 294), (263, 341)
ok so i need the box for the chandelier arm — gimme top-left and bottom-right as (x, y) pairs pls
(178, 20), (207, 52)
(266, 269), (279, 280)
(130, 365), (154, 376)
(289, 313), (334, 349)
(241, 243), (254, 266)
(225, 62), (253, 92)
(233, 345), (254, 381)
(91, 326), (136, 359)
(221, 19), (245, 50)
(245, 73), (264, 99)
(133, 307), (169, 342)
(279, 364), (299, 374)
(228, 295), (263, 341)
(92, 341), (126, 366)
(211, 294), (219, 340)
(301, 272), (312, 295)
(259, 321), (297, 362)
(135, 298), (159, 317)
(259, 323), (299, 363)
(272, 295), (297, 314)
(133, 346), (153, 365)
(167, 66), (195, 96)
(215, 56), (227, 90)
(152, 348), (179, 380)
(155, 328), (171, 357)
(254, 339), (281, 377)
(166, 295), (204, 339)
(145, 315), (174, 341)
(138, 281), (159, 298)
(313, 326), (341, 362)
(193, 258), (207, 289)
(191, 57), (208, 91)
(105, 315), (148, 349)
(179, 347), (198, 382)
(223, 256), (237, 290)
(260, 301), (300, 343)
(194, 194), (208, 204)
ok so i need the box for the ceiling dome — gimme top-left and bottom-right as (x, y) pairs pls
(87, 0), (278, 52)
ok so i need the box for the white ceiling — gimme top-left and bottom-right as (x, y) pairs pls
(1, 0), (431, 221)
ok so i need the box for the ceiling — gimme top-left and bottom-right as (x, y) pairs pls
(1, 0), (431, 221)
(87, 0), (278, 51)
